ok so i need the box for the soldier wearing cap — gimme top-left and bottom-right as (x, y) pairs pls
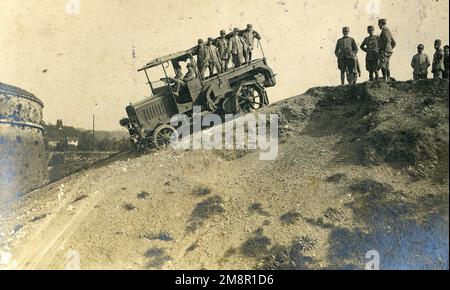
(335, 26), (358, 85)
(444, 45), (450, 79)
(378, 18), (396, 82)
(241, 24), (262, 63)
(432, 39), (445, 79)
(228, 28), (246, 68)
(206, 37), (222, 77)
(411, 44), (431, 80)
(196, 39), (210, 78)
(184, 63), (197, 82)
(360, 25), (380, 81)
(216, 30), (231, 72)
(167, 62), (197, 97)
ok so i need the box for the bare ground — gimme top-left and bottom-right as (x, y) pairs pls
(0, 79), (448, 270)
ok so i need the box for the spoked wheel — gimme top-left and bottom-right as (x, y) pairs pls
(153, 125), (178, 148)
(237, 84), (266, 113)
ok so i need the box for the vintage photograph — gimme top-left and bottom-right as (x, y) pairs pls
(0, 0), (448, 273)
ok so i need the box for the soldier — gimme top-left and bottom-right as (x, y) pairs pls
(184, 63), (197, 82)
(378, 18), (396, 82)
(174, 65), (184, 80)
(228, 28), (246, 68)
(444, 45), (450, 79)
(360, 25), (380, 81)
(335, 27), (358, 85)
(432, 39), (445, 79)
(206, 37), (222, 77)
(216, 30), (231, 71)
(241, 24), (262, 63)
(167, 63), (197, 96)
(411, 44), (431, 80)
(196, 39), (210, 78)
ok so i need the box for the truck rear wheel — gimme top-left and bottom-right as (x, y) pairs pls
(237, 84), (266, 113)
(153, 125), (178, 148)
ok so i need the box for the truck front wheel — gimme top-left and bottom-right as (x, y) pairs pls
(153, 124), (178, 148)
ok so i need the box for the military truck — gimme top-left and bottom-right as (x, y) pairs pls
(120, 39), (276, 150)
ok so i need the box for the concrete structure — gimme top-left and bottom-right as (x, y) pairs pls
(0, 82), (48, 201)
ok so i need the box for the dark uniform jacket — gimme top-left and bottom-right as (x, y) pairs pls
(379, 26), (396, 53)
(197, 44), (210, 66)
(360, 35), (380, 60)
(228, 34), (246, 57)
(206, 44), (222, 66)
(335, 36), (358, 59)
(215, 37), (230, 60)
(432, 48), (445, 72)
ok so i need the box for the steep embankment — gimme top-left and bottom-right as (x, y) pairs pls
(0, 80), (448, 270)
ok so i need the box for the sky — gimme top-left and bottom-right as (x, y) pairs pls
(0, 0), (449, 130)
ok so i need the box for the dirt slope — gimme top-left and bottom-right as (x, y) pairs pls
(0, 79), (448, 270)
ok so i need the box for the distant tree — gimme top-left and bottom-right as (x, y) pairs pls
(56, 119), (64, 129)
(97, 137), (111, 151)
(55, 139), (69, 151)
(78, 132), (94, 151)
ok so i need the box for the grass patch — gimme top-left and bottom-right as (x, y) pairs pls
(137, 191), (150, 199)
(141, 231), (173, 242)
(280, 210), (302, 225)
(248, 203), (271, 216)
(123, 203), (136, 211)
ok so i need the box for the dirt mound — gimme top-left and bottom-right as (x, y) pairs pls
(275, 79), (449, 180)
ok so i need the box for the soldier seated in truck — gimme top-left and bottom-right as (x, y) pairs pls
(161, 62), (197, 101)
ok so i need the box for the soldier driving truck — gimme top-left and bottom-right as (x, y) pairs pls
(120, 33), (276, 151)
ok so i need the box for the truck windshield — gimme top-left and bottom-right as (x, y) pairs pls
(146, 63), (171, 91)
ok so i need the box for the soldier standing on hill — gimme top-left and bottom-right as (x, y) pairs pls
(378, 18), (396, 82)
(335, 27), (358, 85)
(360, 25), (380, 81)
(432, 39), (445, 79)
(444, 45), (450, 79)
(411, 44), (431, 80)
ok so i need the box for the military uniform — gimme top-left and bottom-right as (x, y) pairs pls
(241, 24), (261, 63)
(171, 64), (196, 98)
(432, 45), (445, 79)
(378, 25), (396, 70)
(411, 45), (431, 80)
(444, 46), (449, 79)
(196, 40), (210, 78)
(206, 40), (222, 77)
(228, 30), (246, 68)
(360, 35), (380, 72)
(183, 65), (196, 82)
(335, 32), (358, 83)
(216, 31), (231, 71)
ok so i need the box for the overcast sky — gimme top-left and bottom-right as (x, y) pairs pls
(1, 0), (448, 130)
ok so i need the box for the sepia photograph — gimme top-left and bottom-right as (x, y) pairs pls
(0, 0), (448, 279)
